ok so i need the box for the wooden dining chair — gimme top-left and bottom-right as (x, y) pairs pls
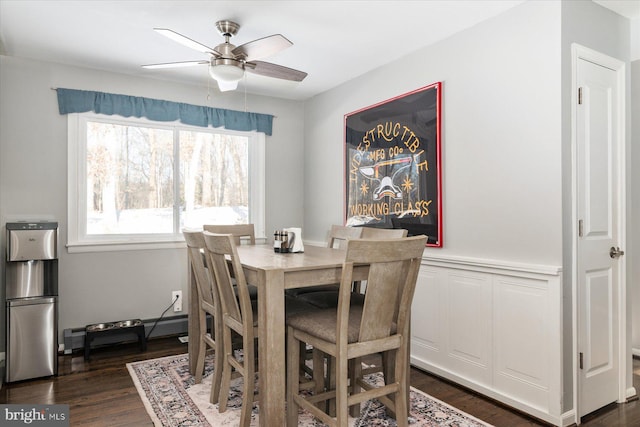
(183, 229), (224, 404)
(203, 231), (318, 427)
(202, 231), (259, 427)
(285, 235), (427, 427)
(298, 226), (409, 413)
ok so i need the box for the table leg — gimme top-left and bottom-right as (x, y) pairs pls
(258, 269), (286, 427)
(188, 267), (200, 375)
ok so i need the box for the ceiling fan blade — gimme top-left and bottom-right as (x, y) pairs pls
(142, 60), (209, 69)
(245, 61), (307, 82)
(232, 34), (292, 61)
(154, 28), (220, 56)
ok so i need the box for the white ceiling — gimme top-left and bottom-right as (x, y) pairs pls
(0, 0), (637, 101)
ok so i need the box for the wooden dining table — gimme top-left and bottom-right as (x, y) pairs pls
(187, 243), (369, 426)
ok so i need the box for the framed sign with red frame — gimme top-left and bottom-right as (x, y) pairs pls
(344, 82), (442, 246)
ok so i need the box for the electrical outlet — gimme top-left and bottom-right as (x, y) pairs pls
(172, 291), (183, 312)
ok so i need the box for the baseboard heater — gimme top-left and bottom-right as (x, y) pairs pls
(62, 315), (188, 355)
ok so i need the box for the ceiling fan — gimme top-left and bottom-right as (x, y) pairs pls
(142, 20), (307, 92)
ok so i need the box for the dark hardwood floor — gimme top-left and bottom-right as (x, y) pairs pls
(1, 335), (639, 426)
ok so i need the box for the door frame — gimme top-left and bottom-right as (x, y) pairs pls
(570, 43), (629, 424)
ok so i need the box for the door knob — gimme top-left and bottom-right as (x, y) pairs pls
(610, 246), (625, 259)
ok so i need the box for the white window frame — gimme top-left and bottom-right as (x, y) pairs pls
(67, 112), (265, 253)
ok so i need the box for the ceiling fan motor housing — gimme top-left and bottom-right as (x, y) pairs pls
(211, 57), (243, 68)
(214, 41), (240, 60)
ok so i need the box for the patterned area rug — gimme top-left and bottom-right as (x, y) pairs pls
(127, 353), (493, 427)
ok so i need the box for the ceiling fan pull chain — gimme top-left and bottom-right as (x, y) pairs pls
(244, 73), (247, 112)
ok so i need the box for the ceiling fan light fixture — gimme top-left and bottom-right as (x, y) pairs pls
(216, 79), (239, 92)
(209, 62), (244, 83)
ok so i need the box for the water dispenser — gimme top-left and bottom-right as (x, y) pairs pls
(5, 221), (59, 382)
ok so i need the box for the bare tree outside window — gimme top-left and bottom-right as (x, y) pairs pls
(180, 130), (248, 228)
(85, 122), (248, 236)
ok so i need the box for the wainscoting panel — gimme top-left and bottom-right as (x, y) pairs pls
(446, 271), (492, 385)
(411, 255), (564, 426)
(411, 266), (443, 356)
(493, 274), (562, 416)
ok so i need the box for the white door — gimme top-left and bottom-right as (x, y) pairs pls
(576, 51), (624, 418)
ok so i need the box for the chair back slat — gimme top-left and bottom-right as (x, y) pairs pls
(358, 263), (402, 341)
(204, 224), (256, 245)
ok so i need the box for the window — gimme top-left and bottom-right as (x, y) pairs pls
(68, 113), (265, 252)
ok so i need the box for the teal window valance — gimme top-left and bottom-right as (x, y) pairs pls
(56, 88), (273, 136)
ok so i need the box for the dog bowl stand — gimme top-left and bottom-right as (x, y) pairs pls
(84, 319), (146, 360)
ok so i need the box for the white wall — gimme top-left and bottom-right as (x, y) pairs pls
(304, 0), (562, 266)
(0, 56), (305, 347)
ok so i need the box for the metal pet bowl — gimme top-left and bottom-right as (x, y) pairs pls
(115, 319), (142, 328)
(86, 322), (115, 332)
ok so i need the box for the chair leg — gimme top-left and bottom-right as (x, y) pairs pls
(327, 356), (336, 416)
(209, 346), (223, 404)
(395, 389), (409, 427)
(381, 349), (410, 418)
(286, 327), (301, 427)
(379, 350), (395, 418)
(195, 311), (208, 383)
(312, 348), (325, 409)
(239, 334), (255, 427)
(218, 327), (234, 413)
(298, 341), (308, 376)
(210, 316), (223, 404)
(349, 358), (362, 418)
(394, 348), (409, 427)
(195, 336), (206, 383)
(336, 355), (349, 426)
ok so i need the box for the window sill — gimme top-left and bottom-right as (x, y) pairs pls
(66, 240), (186, 253)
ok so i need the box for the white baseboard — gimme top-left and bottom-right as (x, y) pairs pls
(561, 409), (576, 427)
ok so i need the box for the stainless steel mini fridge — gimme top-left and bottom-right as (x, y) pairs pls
(5, 221), (58, 382)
